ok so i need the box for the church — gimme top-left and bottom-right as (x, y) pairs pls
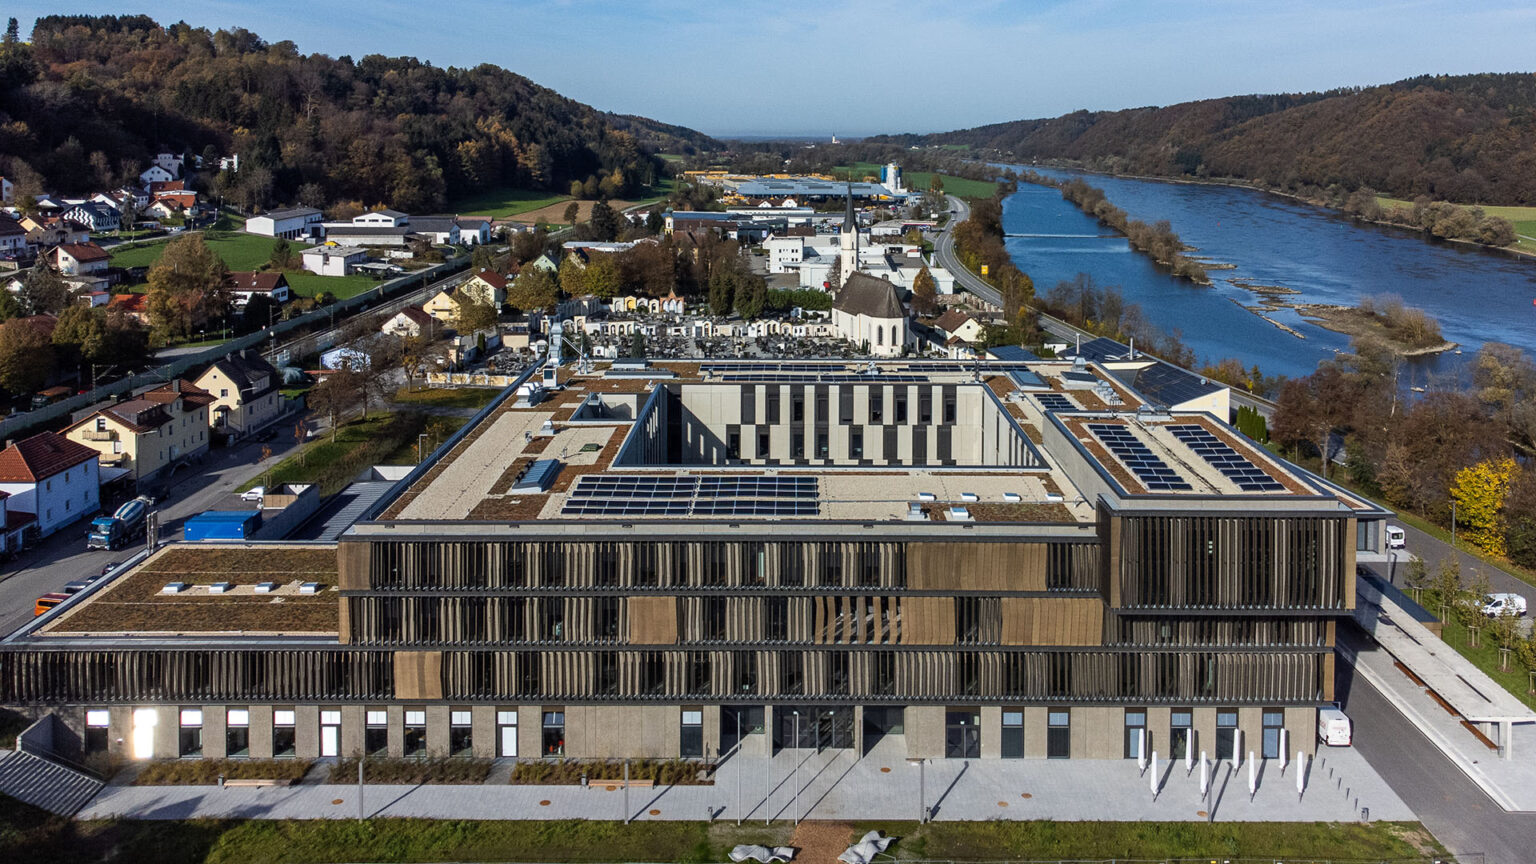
(830, 189), (909, 357)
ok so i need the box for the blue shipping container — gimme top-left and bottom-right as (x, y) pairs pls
(183, 510), (262, 542)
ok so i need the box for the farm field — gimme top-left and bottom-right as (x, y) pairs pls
(108, 231), (375, 299)
(1376, 196), (1536, 252)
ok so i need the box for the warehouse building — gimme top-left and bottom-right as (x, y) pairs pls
(0, 358), (1387, 767)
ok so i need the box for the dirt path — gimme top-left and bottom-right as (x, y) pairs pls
(789, 821), (855, 864)
(508, 199), (640, 224)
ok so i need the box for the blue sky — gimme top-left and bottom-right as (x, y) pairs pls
(12, 1), (1536, 137)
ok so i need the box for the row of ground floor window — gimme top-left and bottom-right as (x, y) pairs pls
(63, 703), (1322, 763)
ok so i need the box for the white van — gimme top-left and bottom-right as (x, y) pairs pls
(1482, 593), (1527, 618)
(1385, 526), (1406, 549)
(1318, 707), (1352, 747)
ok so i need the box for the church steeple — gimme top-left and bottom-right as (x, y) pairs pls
(843, 181), (856, 231)
(838, 182), (860, 288)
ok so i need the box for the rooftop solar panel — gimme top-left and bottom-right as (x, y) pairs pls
(1165, 425), (1285, 492)
(1086, 423), (1193, 493)
(1035, 394), (1076, 413)
(562, 475), (821, 517)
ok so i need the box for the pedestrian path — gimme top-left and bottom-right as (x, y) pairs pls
(76, 739), (1409, 823)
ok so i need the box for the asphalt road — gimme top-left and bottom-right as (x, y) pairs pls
(1339, 641), (1536, 863)
(1373, 521), (1535, 603)
(0, 428), (301, 637)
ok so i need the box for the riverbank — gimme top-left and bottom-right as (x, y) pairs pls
(1015, 160), (1536, 264)
(1290, 303), (1457, 355)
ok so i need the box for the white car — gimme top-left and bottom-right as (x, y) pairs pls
(239, 487), (265, 502)
(1482, 593), (1527, 618)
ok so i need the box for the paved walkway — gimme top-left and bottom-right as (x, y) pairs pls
(77, 738), (1410, 823)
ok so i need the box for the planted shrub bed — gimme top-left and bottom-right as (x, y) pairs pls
(511, 758), (714, 786)
(327, 756), (491, 785)
(133, 759), (312, 785)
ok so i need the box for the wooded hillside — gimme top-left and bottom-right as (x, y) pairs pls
(875, 74), (1536, 205)
(0, 14), (720, 212)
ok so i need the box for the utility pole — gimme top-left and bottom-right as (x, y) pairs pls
(735, 712), (742, 825)
(792, 710), (800, 825)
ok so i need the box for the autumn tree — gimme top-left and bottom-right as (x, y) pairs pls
(0, 318), (54, 394)
(582, 254), (620, 299)
(508, 268), (560, 311)
(146, 234), (230, 342)
(308, 365), (365, 441)
(1450, 457), (1519, 557)
(452, 294), (498, 336)
(911, 266), (938, 317)
(557, 255), (587, 297)
(563, 201), (580, 225)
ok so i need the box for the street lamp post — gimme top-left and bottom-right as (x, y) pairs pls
(417, 433), (429, 463)
(735, 712), (742, 826)
(1452, 500), (1458, 550)
(791, 711), (800, 825)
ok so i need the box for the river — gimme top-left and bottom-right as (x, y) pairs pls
(999, 167), (1536, 380)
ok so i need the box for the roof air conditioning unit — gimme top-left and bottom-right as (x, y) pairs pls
(1045, 492), (1064, 504)
(948, 506), (973, 522)
(160, 582), (186, 594)
(1003, 492), (1021, 503)
(208, 582), (233, 594)
(254, 582), (277, 594)
(905, 502), (929, 521)
(299, 582), (322, 595)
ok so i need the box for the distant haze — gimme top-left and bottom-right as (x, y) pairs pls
(15, 1), (1536, 137)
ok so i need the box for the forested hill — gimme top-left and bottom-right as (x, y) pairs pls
(0, 14), (722, 212)
(873, 74), (1536, 205)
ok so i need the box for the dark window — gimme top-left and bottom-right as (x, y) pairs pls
(273, 709), (297, 758)
(822, 545), (843, 586)
(680, 709), (704, 757)
(641, 652), (666, 694)
(792, 430), (805, 460)
(403, 710), (426, 757)
(873, 652), (897, 695)
(779, 544), (805, 587)
(780, 652), (805, 695)
(894, 395), (907, 423)
(178, 709), (202, 758)
(767, 393), (781, 425)
(792, 394), (804, 423)
(703, 597), (727, 640)
(635, 545), (659, 587)
(815, 391), (828, 424)
(944, 709), (980, 758)
(364, 710), (387, 756)
(1217, 708), (1239, 760)
(450, 710), (474, 756)
(597, 652), (619, 695)
(870, 391), (883, 423)
(595, 597), (620, 640)
(1262, 708), (1284, 759)
(542, 711), (565, 757)
(765, 596), (789, 641)
(543, 598), (564, 641)
(942, 395), (956, 423)
(1001, 710), (1024, 759)
(1124, 708), (1147, 759)
(595, 545), (619, 586)
(828, 652), (850, 695)
(816, 431), (828, 459)
(850, 427), (864, 459)
(758, 431), (770, 459)
(732, 651), (758, 695)
(1047, 708), (1071, 759)
(839, 389), (854, 423)
(1170, 708), (1193, 759)
(727, 432), (741, 460)
(919, 392), (932, 424)
(85, 710), (109, 755)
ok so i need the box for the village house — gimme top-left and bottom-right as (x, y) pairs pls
(48, 242), (111, 276)
(458, 269), (509, 307)
(62, 201), (120, 233)
(225, 272), (292, 312)
(137, 164), (176, 186)
(456, 217), (492, 245)
(0, 432), (101, 539)
(381, 305), (434, 340)
(0, 216), (28, 259)
(193, 350), (284, 440)
(245, 207), (323, 240)
(422, 287), (462, 322)
(22, 216), (89, 248)
(64, 380), (214, 483)
(932, 308), (986, 345)
(0, 176), (12, 203)
(107, 294), (150, 325)
(408, 216), (460, 246)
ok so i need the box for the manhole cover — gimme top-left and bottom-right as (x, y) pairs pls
(649, 808), (662, 816)
(331, 798), (344, 805)
(997, 801), (1008, 807)
(1196, 810), (1208, 818)
(539, 800), (551, 806)
(879, 767), (891, 773)
(605, 785), (617, 791)
(1020, 793), (1032, 799)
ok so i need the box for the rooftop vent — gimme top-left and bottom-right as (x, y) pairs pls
(511, 459), (562, 494)
(1045, 492), (1064, 504)
(960, 492), (979, 503)
(160, 582), (186, 594)
(1003, 492), (1021, 503)
(917, 492), (936, 502)
(948, 505), (973, 522)
(254, 582), (277, 594)
(299, 582), (322, 595)
(905, 502), (929, 522)
(208, 582), (233, 594)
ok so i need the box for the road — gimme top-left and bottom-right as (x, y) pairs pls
(1369, 520), (1535, 606)
(1339, 643), (1536, 864)
(933, 194), (1278, 419)
(0, 426), (303, 637)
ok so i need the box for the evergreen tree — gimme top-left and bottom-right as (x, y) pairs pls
(589, 199), (619, 242)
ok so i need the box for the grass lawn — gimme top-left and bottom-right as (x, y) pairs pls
(108, 230), (376, 300)
(0, 796), (1446, 864)
(1376, 196), (1536, 252)
(391, 386), (501, 411)
(862, 819), (1443, 861)
(240, 413), (431, 496)
(838, 162), (998, 199)
(447, 187), (571, 219)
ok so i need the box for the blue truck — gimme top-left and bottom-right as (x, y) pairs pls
(86, 497), (150, 551)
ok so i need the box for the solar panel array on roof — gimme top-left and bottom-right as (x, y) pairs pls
(1166, 425), (1285, 492)
(1116, 362), (1224, 408)
(561, 475), (820, 517)
(1034, 393), (1076, 412)
(1087, 423), (1193, 492)
(703, 363), (851, 374)
(719, 373), (927, 383)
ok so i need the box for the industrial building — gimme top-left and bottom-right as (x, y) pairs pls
(0, 357), (1387, 767)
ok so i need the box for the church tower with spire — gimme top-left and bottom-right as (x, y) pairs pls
(838, 183), (859, 288)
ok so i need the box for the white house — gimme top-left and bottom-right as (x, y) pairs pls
(352, 209), (409, 228)
(382, 305), (434, 339)
(302, 245), (367, 277)
(0, 176), (12, 203)
(138, 164), (176, 186)
(409, 216), (460, 245)
(48, 242), (111, 276)
(226, 272), (292, 311)
(246, 207), (322, 240)
(153, 152), (185, 176)
(456, 217), (492, 245)
(832, 273), (908, 358)
(0, 216), (27, 258)
(0, 432), (101, 539)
